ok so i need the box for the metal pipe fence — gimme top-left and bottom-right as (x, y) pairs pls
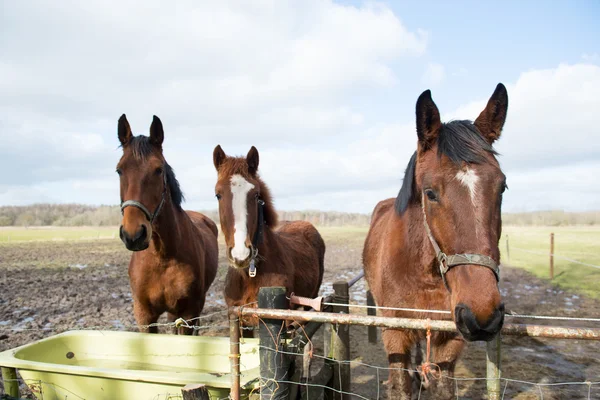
(229, 286), (600, 400)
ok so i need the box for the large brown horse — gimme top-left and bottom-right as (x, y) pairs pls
(116, 115), (219, 335)
(212, 145), (325, 337)
(363, 84), (508, 399)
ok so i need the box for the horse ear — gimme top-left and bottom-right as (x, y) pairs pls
(118, 114), (133, 146)
(149, 115), (164, 147)
(213, 145), (226, 171)
(415, 90), (441, 150)
(474, 83), (508, 144)
(246, 146), (259, 175)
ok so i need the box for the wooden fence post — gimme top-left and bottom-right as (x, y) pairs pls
(182, 383), (209, 400)
(550, 232), (555, 279)
(486, 334), (502, 400)
(258, 287), (291, 400)
(366, 290), (377, 343)
(327, 281), (350, 400)
(229, 312), (241, 400)
(1, 366), (19, 398)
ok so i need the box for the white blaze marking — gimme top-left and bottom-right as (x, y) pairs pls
(456, 168), (479, 205)
(230, 174), (254, 262)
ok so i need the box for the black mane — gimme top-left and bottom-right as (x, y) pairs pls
(394, 120), (497, 215)
(124, 135), (185, 210)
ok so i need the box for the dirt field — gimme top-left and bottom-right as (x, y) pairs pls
(0, 227), (599, 399)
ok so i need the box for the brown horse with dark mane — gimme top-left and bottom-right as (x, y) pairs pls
(212, 145), (325, 337)
(363, 84), (509, 399)
(116, 115), (219, 335)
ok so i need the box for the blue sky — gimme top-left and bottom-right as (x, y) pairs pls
(1, 0), (599, 213)
(343, 0), (600, 123)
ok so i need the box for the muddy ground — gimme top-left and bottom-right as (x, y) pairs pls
(0, 236), (599, 399)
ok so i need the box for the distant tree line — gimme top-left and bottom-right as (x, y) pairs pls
(501, 210), (600, 226)
(0, 204), (372, 227)
(0, 204), (598, 227)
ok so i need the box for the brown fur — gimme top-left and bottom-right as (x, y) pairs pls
(116, 115), (219, 335)
(363, 85), (508, 399)
(213, 145), (325, 337)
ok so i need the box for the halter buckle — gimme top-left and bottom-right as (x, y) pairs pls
(249, 259), (257, 278)
(437, 252), (448, 275)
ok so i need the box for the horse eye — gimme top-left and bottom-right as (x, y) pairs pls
(116, 168), (123, 176)
(501, 182), (508, 193)
(425, 189), (438, 202)
(215, 194), (222, 200)
(155, 167), (163, 176)
(254, 192), (259, 199)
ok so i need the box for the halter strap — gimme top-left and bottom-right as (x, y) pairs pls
(248, 198), (265, 278)
(421, 193), (500, 291)
(120, 170), (167, 225)
(252, 199), (266, 248)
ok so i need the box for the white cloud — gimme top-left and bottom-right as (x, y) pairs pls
(0, 0), (428, 200)
(0, 2), (598, 214)
(582, 53), (600, 64)
(421, 63), (445, 87)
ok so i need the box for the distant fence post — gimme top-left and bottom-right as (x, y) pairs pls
(258, 287), (291, 400)
(327, 281), (350, 400)
(505, 235), (510, 264)
(550, 232), (555, 279)
(486, 334), (502, 400)
(366, 290), (377, 343)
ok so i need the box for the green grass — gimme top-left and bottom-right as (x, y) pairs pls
(0, 226), (119, 242)
(1, 224), (598, 299)
(501, 226), (600, 299)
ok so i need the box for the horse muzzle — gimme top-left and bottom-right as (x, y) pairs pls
(454, 303), (505, 342)
(120, 225), (149, 251)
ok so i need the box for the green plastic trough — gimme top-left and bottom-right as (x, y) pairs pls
(0, 330), (260, 399)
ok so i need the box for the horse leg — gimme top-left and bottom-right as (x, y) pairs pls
(133, 301), (159, 334)
(167, 313), (178, 335)
(382, 328), (413, 400)
(428, 333), (465, 400)
(411, 341), (425, 394)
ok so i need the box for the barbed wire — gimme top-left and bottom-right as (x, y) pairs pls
(0, 308), (264, 334)
(253, 319), (600, 400)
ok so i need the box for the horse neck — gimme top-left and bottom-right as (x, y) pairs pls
(404, 204), (438, 276)
(256, 226), (277, 268)
(149, 198), (188, 258)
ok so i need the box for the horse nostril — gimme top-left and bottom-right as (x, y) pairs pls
(119, 226), (125, 241)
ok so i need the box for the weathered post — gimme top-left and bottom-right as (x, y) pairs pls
(1, 366), (19, 398)
(181, 383), (210, 400)
(550, 232), (555, 279)
(486, 334), (502, 400)
(229, 312), (241, 400)
(366, 290), (377, 343)
(258, 287), (291, 400)
(329, 281), (350, 400)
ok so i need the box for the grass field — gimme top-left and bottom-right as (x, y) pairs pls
(501, 226), (600, 298)
(1, 224), (598, 298)
(0, 226), (118, 242)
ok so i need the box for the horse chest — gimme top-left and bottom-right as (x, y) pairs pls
(131, 263), (195, 310)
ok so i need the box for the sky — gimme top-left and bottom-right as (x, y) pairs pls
(1, 0), (599, 213)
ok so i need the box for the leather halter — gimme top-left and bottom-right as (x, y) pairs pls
(421, 193), (500, 291)
(248, 198), (265, 278)
(120, 170), (167, 225)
